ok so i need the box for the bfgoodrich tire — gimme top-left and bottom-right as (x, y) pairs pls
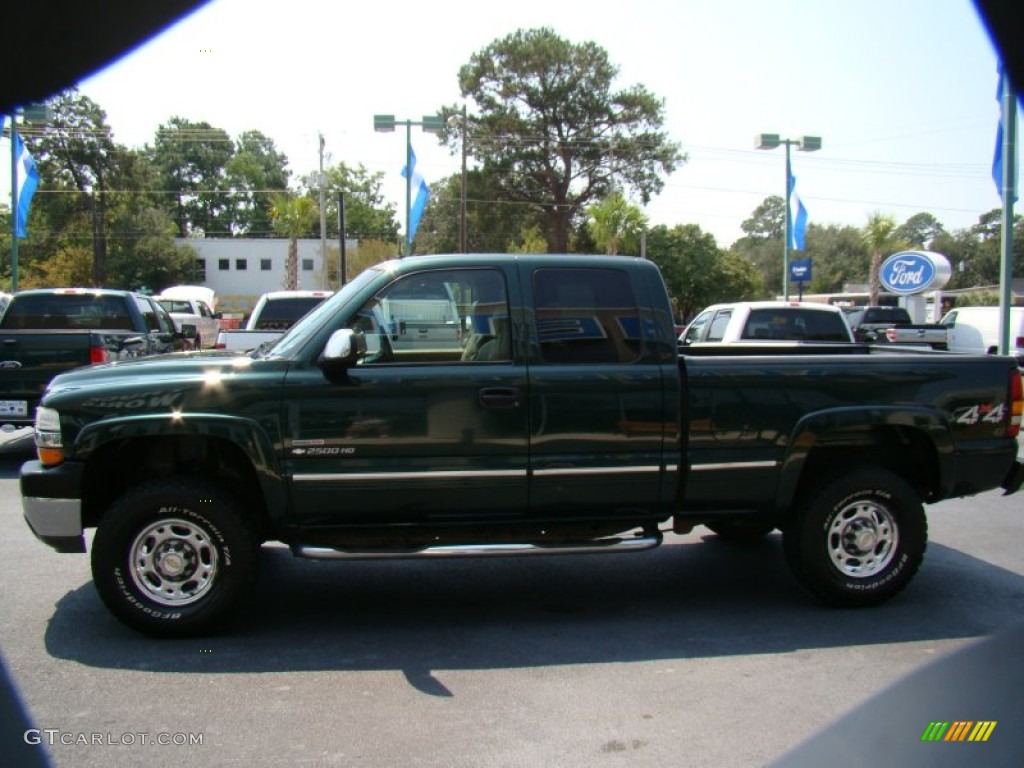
(91, 480), (258, 637)
(783, 467), (927, 607)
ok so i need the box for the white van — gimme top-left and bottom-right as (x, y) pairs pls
(939, 306), (1024, 365)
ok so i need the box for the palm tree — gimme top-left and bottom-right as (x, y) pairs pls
(269, 193), (318, 289)
(862, 212), (899, 305)
(586, 192), (648, 255)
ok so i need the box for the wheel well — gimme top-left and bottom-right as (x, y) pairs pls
(789, 425), (939, 515)
(80, 435), (272, 538)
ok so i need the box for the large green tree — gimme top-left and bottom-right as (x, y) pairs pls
(417, 167), (548, 254)
(300, 162), (400, 243)
(740, 195), (785, 241)
(946, 209), (1024, 287)
(645, 223), (758, 321)
(800, 223), (870, 294)
(30, 88), (118, 285)
(105, 207), (197, 291)
(225, 130), (290, 237)
(443, 27), (684, 253)
(896, 212), (945, 249)
(150, 117), (234, 238)
(24, 88), (187, 289)
(731, 195), (786, 296)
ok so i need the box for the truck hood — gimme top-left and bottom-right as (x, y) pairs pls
(46, 350), (256, 393)
(35, 349), (295, 439)
(39, 349), (294, 418)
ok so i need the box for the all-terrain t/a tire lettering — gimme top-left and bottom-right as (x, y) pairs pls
(783, 467), (927, 606)
(91, 480), (258, 637)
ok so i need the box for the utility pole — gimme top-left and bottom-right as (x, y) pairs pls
(318, 133), (328, 289)
(337, 191), (347, 286)
(459, 104), (468, 253)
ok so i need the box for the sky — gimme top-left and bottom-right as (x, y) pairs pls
(57, 0), (1014, 248)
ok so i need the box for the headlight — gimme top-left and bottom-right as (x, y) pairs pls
(34, 407), (64, 466)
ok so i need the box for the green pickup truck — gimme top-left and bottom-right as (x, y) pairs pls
(18, 255), (1024, 636)
(0, 288), (194, 427)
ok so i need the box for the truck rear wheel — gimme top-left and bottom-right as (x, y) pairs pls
(91, 480), (258, 637)
(783, 468), (926, 606)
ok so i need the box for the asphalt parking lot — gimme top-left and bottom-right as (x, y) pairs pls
(1, 429), (1022, 766)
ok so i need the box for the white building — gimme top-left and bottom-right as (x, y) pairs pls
(177, 238), (357, 314)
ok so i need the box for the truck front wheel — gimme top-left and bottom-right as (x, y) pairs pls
(783, 468), (927, 606)
(91, 480), (258, 637)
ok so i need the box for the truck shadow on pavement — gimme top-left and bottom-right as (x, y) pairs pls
(42, 533), (1024, 696)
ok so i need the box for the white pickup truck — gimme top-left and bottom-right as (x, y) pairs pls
(155, 286), (221, 350)
(215, 290), (333, 351)
(679, 300), (855, 345)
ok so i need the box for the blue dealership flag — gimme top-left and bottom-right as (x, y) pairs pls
(789, 173), (808, 251)
(14, 132), (39, 238)
(401, 145), (429, 246)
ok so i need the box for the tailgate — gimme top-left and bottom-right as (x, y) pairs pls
(0, 331), (96, 420)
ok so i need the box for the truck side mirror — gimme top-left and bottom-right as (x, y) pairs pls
(317, 329), (367, 376)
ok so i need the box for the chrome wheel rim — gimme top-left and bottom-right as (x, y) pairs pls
(827, 500), (899, 579)
(129, 517), (219, 606)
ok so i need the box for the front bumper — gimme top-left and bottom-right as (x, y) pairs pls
(20, 460), (86, 553)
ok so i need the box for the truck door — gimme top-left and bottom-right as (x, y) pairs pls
(132, 296), (177, 356)
(281, 267), (530, 527)
(522, 265), (669, 518)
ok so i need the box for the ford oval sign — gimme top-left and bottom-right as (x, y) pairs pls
(878, 251), (951, 295)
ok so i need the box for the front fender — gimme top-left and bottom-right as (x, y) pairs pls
(72, 412), (287, 518)
(774, 405), (954, 511)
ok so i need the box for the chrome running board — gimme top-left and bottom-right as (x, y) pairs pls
(294, 532), (662, 561)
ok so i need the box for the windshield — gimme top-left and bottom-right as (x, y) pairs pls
(0, 292), (134, 330)
(249, 297), (329, 330)
(261, 266), (383, 358)
(156, 299), (193, 314)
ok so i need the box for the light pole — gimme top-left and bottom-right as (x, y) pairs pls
(756, 133), (821, 300)
(374, 113), (443, 256)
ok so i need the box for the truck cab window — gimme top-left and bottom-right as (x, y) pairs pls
(348, 268), (508, 365)
(706, 310), (732, 341)
(532, 267), (641, 364)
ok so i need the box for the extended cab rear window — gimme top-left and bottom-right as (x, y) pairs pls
(532, 268), (641, 363)
(253, 298), (328, 330)
(0, 293), (134, 330)
(741, 308), (850, 342)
